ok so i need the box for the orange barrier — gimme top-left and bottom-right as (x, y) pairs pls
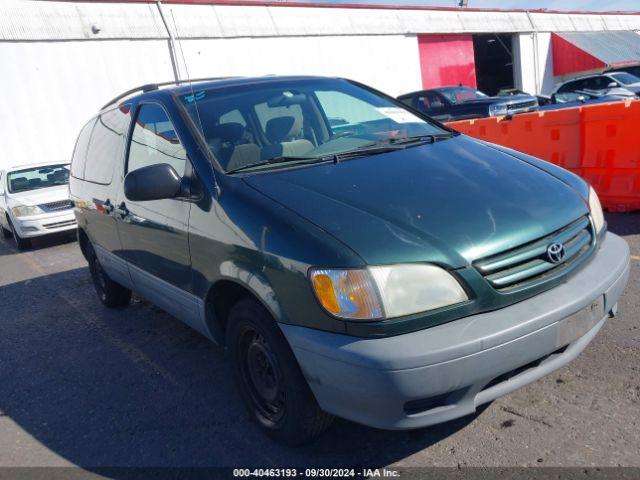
(446, 100), (640, 212)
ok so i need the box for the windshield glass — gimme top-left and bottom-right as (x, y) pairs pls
(178, 78), (447, 173)
(7, 164), (70, 193)
(609, 72), (640, 85)
(437, 86), (487, 104)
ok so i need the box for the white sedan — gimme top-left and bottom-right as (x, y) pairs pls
(0, 162), (76, 249)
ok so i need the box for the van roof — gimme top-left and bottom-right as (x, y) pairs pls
(101, 75), (336, 111)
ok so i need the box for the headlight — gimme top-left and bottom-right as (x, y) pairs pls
(589, 186), (605, 234)
(11, 204), (43, 217)
(310, 264), (468, 321)
(489, 104), (508, 116)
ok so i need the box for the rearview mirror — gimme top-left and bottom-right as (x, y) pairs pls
(124, 163), (182, 202)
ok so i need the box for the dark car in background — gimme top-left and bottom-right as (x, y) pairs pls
(397, 85), (538, 122)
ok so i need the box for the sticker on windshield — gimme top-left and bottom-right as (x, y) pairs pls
(375, 107), (426, 124)
(184, 91), (206, 103)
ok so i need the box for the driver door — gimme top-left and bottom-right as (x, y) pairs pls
(115, 102), (198, 326)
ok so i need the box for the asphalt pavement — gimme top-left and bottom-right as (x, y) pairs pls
(0, 213), (638, 471)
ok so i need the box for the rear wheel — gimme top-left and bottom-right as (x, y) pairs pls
(227, 297), (333, 446)
(86, 243), (131, 308)
(9, 220), (30, 250)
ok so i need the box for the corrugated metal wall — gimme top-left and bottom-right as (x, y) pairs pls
(1, 0), (640, 169)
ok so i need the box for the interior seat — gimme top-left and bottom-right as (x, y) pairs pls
(261, 116), (314, 161)
(206, 122), (260, 171)
(10, 177), (29, 192)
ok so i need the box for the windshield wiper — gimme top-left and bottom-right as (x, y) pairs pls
(226, 155), (331, 174)
(227, 133), (458, 173)
(329, 133), (455, 162)
(384, 132), (456, 145)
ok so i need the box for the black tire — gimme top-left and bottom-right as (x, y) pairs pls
(9, 220), (31, 250)
(86, 242), (132, 308)
(227, 297), (334, 445)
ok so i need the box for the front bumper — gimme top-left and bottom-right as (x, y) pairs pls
(12, 210), (77, 238)
(280, 232), (630, 430)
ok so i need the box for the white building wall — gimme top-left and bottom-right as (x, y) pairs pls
(0, 40), (174, 168)
(177, 35), (422, 97)
(513, 32), (555, 96)
(536, 33), (556, 96)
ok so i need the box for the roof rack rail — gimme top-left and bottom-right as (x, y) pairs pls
(100, 76), (236, 110)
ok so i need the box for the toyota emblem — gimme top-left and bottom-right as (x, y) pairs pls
(547, 242), (565, 264)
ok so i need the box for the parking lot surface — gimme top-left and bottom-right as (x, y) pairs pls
(0, 213), (638, 470)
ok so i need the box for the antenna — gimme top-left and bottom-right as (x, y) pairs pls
(166, 5), (221, 197)
(169, 7), (205, 134)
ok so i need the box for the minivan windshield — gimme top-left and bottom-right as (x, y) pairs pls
(178, 78), (449, 173)
(7, 164), (70, 193)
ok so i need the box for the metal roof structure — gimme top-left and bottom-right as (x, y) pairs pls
(556, 31), (640, 67)
(552, 31), (640, 76)
(3, 0), (640, 41)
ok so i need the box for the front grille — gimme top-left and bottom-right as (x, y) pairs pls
(43, 219), (76, 230)
(39, 200), (74, 212)
(473, 216), (594, 291)
(507, 100), (536, 111)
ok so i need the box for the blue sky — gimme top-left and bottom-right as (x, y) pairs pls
(288, 0), (640, 11)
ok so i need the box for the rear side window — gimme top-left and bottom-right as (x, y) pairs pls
(84, 106), (132, 185)
(70, 118), (96, 179)
(558, 80), (583, 93)
(127, 103), (187, 175)
(584, 76), (609, 90)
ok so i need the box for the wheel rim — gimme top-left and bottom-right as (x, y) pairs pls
(239, 327), (286, 425)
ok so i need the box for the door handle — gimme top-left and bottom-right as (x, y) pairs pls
(114, 202), (130, 218)
(103, 199), (114, 214)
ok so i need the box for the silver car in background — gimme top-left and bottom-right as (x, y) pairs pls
(553, 72), (640, 98)
(0, 163), (76, 249)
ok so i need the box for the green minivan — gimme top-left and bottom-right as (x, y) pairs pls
(70, 76), (630, 445)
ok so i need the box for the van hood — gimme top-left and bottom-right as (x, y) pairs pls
(7, 185), (70, 206)
(244, 135), (589, 267)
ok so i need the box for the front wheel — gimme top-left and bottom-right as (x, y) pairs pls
(9, 220), (30, 250)
(227, 298), (333, 445)
(86, 243), (131, 308)
(1, 223), (11, 239)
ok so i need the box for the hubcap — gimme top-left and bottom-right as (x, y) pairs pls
(247, 338), (279, 402)
(239, 328), (286, 424)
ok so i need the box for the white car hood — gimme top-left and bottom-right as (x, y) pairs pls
(7, 185), (70, 206)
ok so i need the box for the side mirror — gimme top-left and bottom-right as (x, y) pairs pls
(124, 163), (182, 202)
(607, 81), (618, 88)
